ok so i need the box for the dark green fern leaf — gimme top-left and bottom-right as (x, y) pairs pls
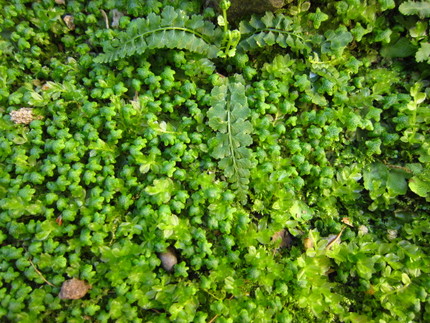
(208, 75), (253, 204)
(95, 6), (222, 63)
(237, 11), (309, 53)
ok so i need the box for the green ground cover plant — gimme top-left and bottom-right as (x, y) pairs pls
(1, 0), (429, 321)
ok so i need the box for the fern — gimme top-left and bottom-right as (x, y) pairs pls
(95, 7), (312, 63)
(237, 11), (309, 53)
(94, 6), (223, 63)
(399, 1), (430, 18)
(207, 75), (253, 204)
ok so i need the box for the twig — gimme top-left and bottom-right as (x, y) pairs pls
(28, 258), (56, 287)
(325, 226), (346, 250)
(100, 9), (110, 29)
(151, 309), (162, 314)
(208, 314), (218, 323)
(205, 290), (222, 301)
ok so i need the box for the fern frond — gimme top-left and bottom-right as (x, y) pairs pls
(95, 6), (222, 63)
(399, 1), (430, 19)
(208, 75), (253, 204)
(237, 11), (308, 53)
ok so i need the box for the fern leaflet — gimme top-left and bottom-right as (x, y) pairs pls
(95, 6), (223, 63)
(237, 11), (309, 53)
(208, 75), (253, 204)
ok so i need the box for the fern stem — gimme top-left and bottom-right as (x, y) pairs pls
(222, 3), (229, 35)
(226, 101), (239, 178)
(257, 28), (305, 41)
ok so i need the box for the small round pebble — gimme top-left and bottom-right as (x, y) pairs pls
(159, 248), (177, 272)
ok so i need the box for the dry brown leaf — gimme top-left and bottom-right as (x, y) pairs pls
(303, 237), (314, 249)
(341, 217), (353, 227)
(272, 229), (293, 249)
(325, 226), (346, 250)
(10, 108), (34, 125)
(63, 15), (75, 30)
(59, 278), (91, 300)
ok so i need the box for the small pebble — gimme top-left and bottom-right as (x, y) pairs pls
(159, 247), (177, 272)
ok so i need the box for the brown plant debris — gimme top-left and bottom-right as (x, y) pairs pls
(63, 15), (75, 30)
(272, 229), (293, 249)
(28, 258), (56, 287)
(10, 108), (35, 125)
(303, 237), (314, 250)
(59, 278), (91, 300)
(341, 217), (354, 227)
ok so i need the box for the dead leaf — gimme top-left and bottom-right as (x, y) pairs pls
(358, 225), (369, 235)
(272, 229), (293, 249)
(59, 278), (91, 299)
(325, 226), (346, 250)
(56, 215), (63, 226)
(341, 217), (353, 227)
(10, 108), (34, 125)
(365, 285), (375, 295)
(303, 237), (314, 249)
(63, 15), (75, 30)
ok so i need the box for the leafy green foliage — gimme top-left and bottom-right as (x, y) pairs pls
(416, 42), (430, 63)
(399, 1), (430, 18)
(322, 26), (353, 56)
(237, 11), (309, 54)
(363, 163), (409, 210)
(207, 75), (253, 204)
(1, 0), (430, 322)
(388, 0), (430, 64)
(408, 165), (430, 199)
(308, 8), (329, 29)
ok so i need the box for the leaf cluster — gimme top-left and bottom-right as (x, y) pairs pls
(1, 0), (430, 322)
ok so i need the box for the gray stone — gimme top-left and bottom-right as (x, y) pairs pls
(158, 247), (178, 272)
